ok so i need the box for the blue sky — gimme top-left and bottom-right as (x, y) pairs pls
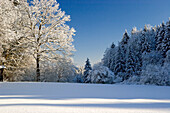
(57, 0), (170, 66)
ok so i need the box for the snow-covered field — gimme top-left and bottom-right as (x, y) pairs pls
(0, 82), (170, 113)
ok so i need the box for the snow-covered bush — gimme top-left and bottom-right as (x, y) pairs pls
(41, 58), (76, 82)
(122, 76), (140, 85)
(14, 66), (36, 82)
(89, 66), (114, 84)
(140, 64), (170, 86)
(164, 50), (170, 64)
(74, 66), (84, 83)
(142, 51), (163, 69)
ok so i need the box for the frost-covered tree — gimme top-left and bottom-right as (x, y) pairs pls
(41, 57), (76, 82)
(120, 30), (130, 76)
(120, 30), (130, 56)
(102, 42), (117, 72)
(74, 66), (84, 83)
(141, 25), (151, 53)
(162, 18), (170, 58)
(121, 30), (130, 45)
(21, 0), (76, 81)
(83, 58), (92, 83)
(140, 64), (170, 86)
(125, 46), (135, 80)
(114, 44), (125, 80)
(0, 0), (34, 81)
(90, 65), (114, 84)
(156, 22), (166, 54)
(102, 48), (111, 68)
(0, 0), (76, 82)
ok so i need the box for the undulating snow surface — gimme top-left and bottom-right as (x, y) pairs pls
(0, 82), (170, 113)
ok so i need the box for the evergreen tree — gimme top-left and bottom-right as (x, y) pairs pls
(83, 58), (92, 83)
(156, 22), (166, 53)
(126, 46), (135, 80)
(114, 44), (126, 80)
(162, 18), (170, 58)
(130, 28), (143, 76)
(102, 42), (116, 72)
(141, 25), (149, 53)
(142, 38), (151, 54)
(121, 30), (130, 55)
(109, 43), (117, 72)
(133, 39), (143, 76)
(121, 30), (130, 45)
(111, 42), (116, 48)
(102, 48), (111, 68)
(150, 27), (157, 51)
(119, 30), (130, 79)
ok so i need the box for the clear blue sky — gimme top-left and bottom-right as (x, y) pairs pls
(57, 0), (170, 67)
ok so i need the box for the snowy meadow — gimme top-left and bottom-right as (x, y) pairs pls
(0, 82), (170, 113)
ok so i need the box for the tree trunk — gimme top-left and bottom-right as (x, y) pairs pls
(36, 24), (41, 82)
(36, 55), (40, 81)
(0, 69), (3, 81)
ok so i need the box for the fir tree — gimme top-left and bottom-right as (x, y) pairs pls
(83, 58), (92, 83)
(162, 18), (170, 58)
(156, 22), (166, 52)
(142, 38), (151, 54)
(121, 30), (130, 45)
(121, 30), (130, 55)
(114, 44), (126, 80)
(141, 25), (148, 53)
(133, 38), (142, 76)
(109, 43), (117, 72)
(119, 30), (130, 79)
(126, 46), (135, 80)
(102, 42), (116, 72)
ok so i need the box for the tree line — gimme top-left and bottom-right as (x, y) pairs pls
(82, 20), (169, 86)
(101, 20), (170, 85)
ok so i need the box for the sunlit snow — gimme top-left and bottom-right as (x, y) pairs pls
(0, 82), (170, 113)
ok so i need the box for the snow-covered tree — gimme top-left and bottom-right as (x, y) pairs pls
(83, 58), (92, 83)
(141, 25), (150, 53)
(102, 48), (111, 68)
(119, 30), (130, 77)
(125, 45), (135, 80)
(114, 44), (125, 80)
(41, 57), (76, 82)
(21, 0), (76, 81)
(102, 42), (117, 72)
(0, 0), (34, 81)
(120, 30), (130, 58)
(162, 18), (170, 58)
(156, 23), (166, 54)
(121, 30), (130, 45)
(164, 50), (170, 67)
(90, 65), (114, 84)
(140, 64), (170, 86)
(0, 0), (76, 82)
(74, 66), (84, 83)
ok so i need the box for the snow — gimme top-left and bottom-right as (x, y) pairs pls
(0, 82), (170, 113)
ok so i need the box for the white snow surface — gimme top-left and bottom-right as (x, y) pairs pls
(0, 82), (170, 113)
